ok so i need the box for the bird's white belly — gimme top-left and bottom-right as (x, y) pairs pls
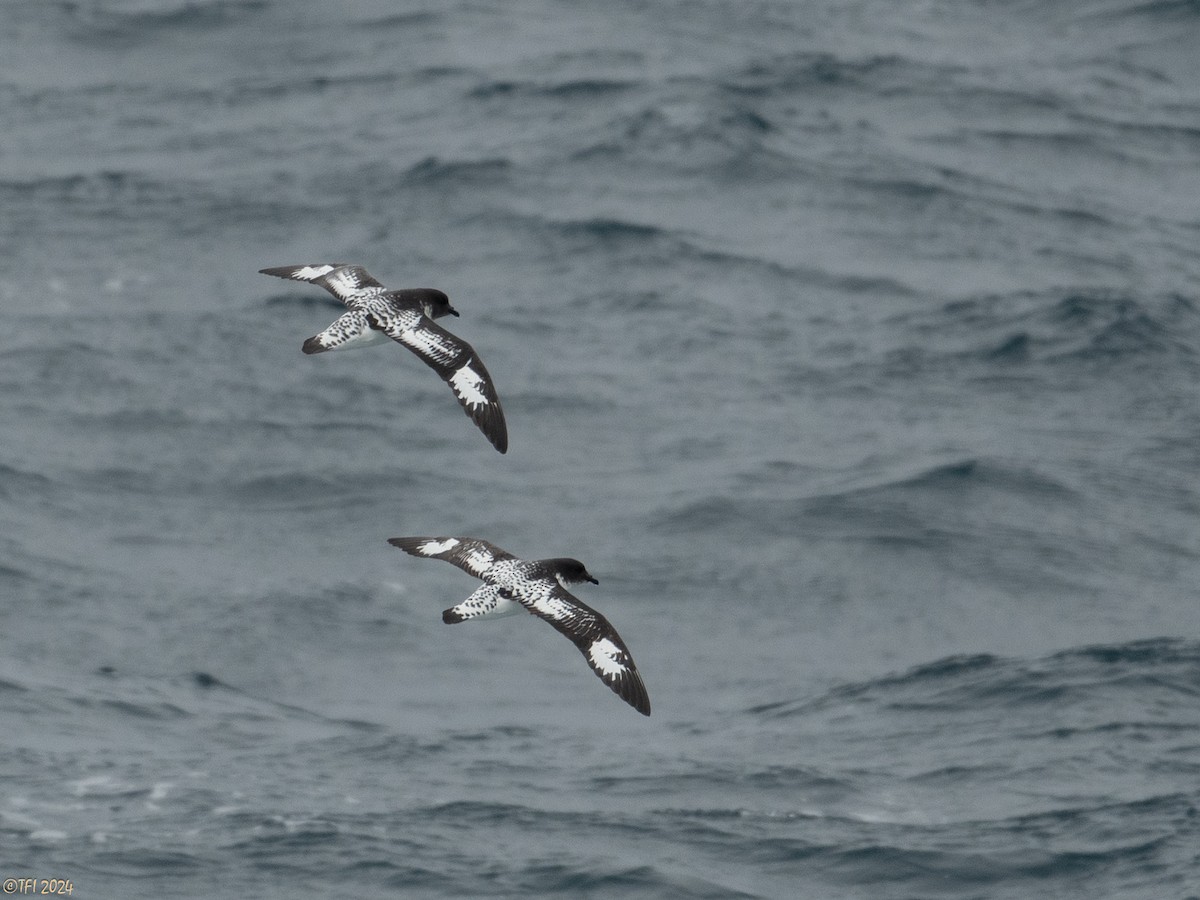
(330, 328), (391, 351)
(482, 593), (524, 618)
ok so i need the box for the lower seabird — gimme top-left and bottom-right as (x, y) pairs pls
(388, 536), (651, 716)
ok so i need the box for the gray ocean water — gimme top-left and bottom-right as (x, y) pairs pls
(4, 0), (1200, 897)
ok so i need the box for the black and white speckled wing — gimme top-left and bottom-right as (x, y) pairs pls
(515, 584), (651, 716)
(259, 264), (384, 308)
(368, 310), (509, 454)
(440, 583), (513, 624)
(387, 537), (517, 581)
(300, 309), (376, 354)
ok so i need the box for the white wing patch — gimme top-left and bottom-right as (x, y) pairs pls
(390, 537), (514, 578)
(420, 538), (460, 555)
(326, 267), (371, 300)
(588, 638), (629, 679)
(526, 591), (580, 623)
(450, 363), (490, 409)
(464, 547), (496, 574)
(292, 264), (338, 281)
(260, 263), (382, 307)
(400, 325), (461, 366)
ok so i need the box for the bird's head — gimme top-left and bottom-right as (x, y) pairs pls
(550, 558), (599, 587)
(420, 288), (459, 319)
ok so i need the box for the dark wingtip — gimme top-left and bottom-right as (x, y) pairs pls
(443, 608), (465, 624)
(301, 336), (325, 354)
(478, 418), (508, 453)
(488, 416), (509, 454)
(628, 680), (651, 716)
(387, 537), (424, 556)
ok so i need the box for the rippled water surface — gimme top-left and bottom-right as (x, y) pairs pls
(3, 0), (1200, 897)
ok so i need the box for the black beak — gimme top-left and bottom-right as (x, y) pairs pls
(586, 576), (599, 585)
(448, 306), (460, 317)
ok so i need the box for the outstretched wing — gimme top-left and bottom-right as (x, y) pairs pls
(369, 311), (508, 454)
(388, 537), (516, 581)
(259, 264), (384, 308)
(301, 309), (378, 354)
(441, 583), (524, 624)
(516, 584), (651, 716)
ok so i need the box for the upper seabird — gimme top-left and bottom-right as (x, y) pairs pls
(259, 263), (508, 453)
(388, 536), (651, 716)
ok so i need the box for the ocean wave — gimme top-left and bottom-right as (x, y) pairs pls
(578, 100), (798, 180)
(471, 207), (794, 282)
(0, 170), (193, 203)
(653, 455), (1080, 543)
(721, 51), (945, 95)
(861, 290), (1200, 382)
(751, 637), (1200, 719)
(1044, 292), (1199, 363)
(0, 561), (33, 588)
(0, 462), (57, 503)
(1082, 0), (1200, 23)
(819, 456), (1076, 501)
(401, 155), (514, 186)
(351, 11), (441, 30)
(55, 0), (267, 44)
(468, 77), (639, 101)
(548, 215), (667, 245)
(218, 467), (423, 510)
